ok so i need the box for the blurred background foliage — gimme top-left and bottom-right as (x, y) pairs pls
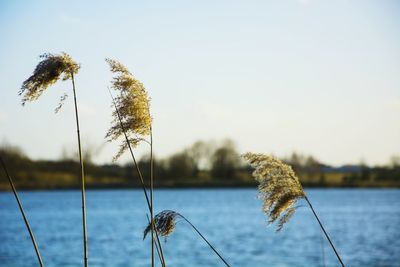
(1, 139), (399, 190)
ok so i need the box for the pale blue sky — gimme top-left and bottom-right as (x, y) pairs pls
(0, 0), (399, 166)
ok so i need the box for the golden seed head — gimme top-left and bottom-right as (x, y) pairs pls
(105, 58), (152, 161)
(19, 52), (80, 106)
(143, 210), (182, 240)
(243, 152), (305, 231)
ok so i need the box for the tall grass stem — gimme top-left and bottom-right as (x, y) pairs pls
(108, 88), (166, 266)
(71, 74), (88, 267)
(150, 129), (155, 267)
(305, 196), (345, 267)
(0, 156), (44, 267)
(179, 214), (231, 267)
(147, 214), (162, 264)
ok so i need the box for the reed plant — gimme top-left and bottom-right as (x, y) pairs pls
(13, 53), (347, 267)
(243, 152), (346, 267)
(105, 58), (164, 267)
(0, 155), (44, 267)
(143, 210), (231, 267)
(19, 53), (88, 267)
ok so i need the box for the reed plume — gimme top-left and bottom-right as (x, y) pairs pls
(242, 152), (305, 231)
(105, 58), (152, 161)
(19, 53), (79, 109)
(20, 52), (89, 267)
(106, 58), (161, 267)
(144, 210), (231, 267)
(0, 156), (44, 267)
(243, 152), (346, 267)
(143, 210), (180, 239)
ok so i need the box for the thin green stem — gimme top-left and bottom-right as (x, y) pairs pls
(153, 217), (166, 267)
(150, 129), (155, 267)
(108, 88), (166, 266)
(305, 196), (345, 267)
(0, 155), (44, 267)
(146, 214), (162, 263)
(179, 214), (231, 267)
(72, 74), (88, 267)
(127, 139), (166, 267)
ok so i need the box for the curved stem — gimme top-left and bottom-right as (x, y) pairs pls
(108, 88), (166, 266)
(72, 74), (88, 267)
(179, 214), (231, 267)
(0, 156), (44, 267)
(305, 196), (345, 267)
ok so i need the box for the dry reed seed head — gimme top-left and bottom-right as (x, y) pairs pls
(276, 207), (296, 232)
(105, 58), (152, 161)
(112, 138), (140, 162)
(54, 93), (69, 113)
(143, 210), (182, 240)
(20, 53), (80, 106)
(105, 58), (131, 75)
(243, 152), (305, 231)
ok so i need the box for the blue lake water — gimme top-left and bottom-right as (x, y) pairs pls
(0, 189), (399, 267)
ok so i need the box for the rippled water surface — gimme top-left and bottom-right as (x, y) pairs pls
(1, 189), (399, 267)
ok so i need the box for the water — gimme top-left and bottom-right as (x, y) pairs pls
(0, 189), (399, 267)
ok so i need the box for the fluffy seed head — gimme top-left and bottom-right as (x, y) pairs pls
(143, 210), (182, 240)
(243, 152), (305, 231)
(19, 52), (80, 107)
(105, 58), (152, 161)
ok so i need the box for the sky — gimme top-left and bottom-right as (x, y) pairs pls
(0, 0), (399, 166)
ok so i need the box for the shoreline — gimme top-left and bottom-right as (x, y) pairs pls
(1, 183), (399, 192)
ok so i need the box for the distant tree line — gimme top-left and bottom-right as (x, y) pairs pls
(0, 140), (399, 190)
